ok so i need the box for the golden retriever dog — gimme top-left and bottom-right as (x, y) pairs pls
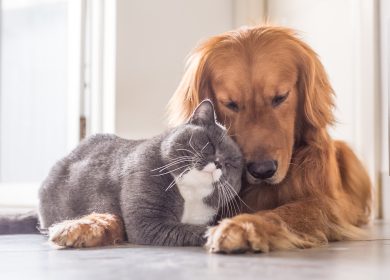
(167, 25), (372, 253)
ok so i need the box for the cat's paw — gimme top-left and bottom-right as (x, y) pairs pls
(48, 213), (125, 248)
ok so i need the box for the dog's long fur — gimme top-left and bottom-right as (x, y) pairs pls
(167, 26), (372, 253)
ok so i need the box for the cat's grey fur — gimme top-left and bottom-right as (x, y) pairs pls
(25, 100), (242, 246)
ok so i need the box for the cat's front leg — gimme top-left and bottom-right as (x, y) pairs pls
(128, 218), (207, 246)
(159, 223), (208, 246)
(48, 213), (125, 248)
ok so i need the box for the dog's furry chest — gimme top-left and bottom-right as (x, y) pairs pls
(175, 168), (217, 225)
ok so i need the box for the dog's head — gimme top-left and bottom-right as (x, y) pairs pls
(168, 26), (334, 185)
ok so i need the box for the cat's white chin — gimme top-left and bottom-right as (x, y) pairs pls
(202, 162), (222, 182)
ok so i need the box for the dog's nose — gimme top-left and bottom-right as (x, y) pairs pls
(247, 160), (278, 179)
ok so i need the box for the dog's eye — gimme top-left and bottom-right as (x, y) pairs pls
(225, 101), (239, 112)
(272, 92), (289, 107)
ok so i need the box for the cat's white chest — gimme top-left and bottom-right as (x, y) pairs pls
(175, 164), (221, 225)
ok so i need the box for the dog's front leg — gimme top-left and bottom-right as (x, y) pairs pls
(48, 213), (125, 248)
(205, 198), (357, 253)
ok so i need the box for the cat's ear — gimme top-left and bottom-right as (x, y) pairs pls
(188, 99), (216, 126)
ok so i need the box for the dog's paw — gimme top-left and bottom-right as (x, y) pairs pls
(48, 213), (124, 248)
(205, 215), (269, 254)
(205, 213), (317, 254)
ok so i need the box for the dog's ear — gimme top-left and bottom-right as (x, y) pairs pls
(167, 37), (222, 127)
(297, 42), (335, 142)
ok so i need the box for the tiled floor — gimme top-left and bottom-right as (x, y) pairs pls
(0, 221), (389, 280)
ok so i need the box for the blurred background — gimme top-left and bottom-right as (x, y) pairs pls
(0, 0), (388, 219)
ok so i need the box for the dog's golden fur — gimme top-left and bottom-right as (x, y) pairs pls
(168, 26), (372, 253)
(49, 213), (125, 248)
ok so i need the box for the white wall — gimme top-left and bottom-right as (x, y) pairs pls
(0, 2), (68, 182)
(380, 0), (390, 219)
(114, 0), (234, 139)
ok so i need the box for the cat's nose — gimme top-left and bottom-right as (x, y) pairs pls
(246, 160), (278, 179)
(214, 160), (222, 169)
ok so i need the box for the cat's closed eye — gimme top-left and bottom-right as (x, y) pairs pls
(201, 142), (215, 155)
(225, 162), (238, 169)
(225, 157), (242, 169)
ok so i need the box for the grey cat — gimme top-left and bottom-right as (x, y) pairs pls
(0, 100), (243, 247)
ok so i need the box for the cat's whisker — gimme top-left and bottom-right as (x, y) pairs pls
(219, 181), (230, 218)
(189, 132), (205, 159)
(200, 142), (210, 153)
(165, 180), (177, 192)
(215, 182), (224, 217)
(223, 182), (243, 213)
(222, 178), (255, 212)
(218, 130), (227, 143)
(165, 155), (194, 162)
(175, 148), (198, 157)
(152, 164), (192, 177)
(176, 149), (204, 165)
(214, 182), (221, 215)
(166, 155), (194, 161)
(215, 176), (242, 218)
(222, 182), (236, 217)
(152, 159), (193, 173)
(153, 161), (191, 173)
(154, 155), (192, 165)
(218, 183), (225, 218)
(165, 167), (192, 192)
(177, 166), (191, 180)
(181, 142), (204, 158)
(151, 156), (193, 172)
(219, 183), (228, 218)
(194, 159), (206, 170)
(218, 119), (232, 143)
(227, 192), (235, 217)
(222, 182), (240, 216)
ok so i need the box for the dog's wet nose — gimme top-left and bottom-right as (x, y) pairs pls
(247, 160), (278, 180)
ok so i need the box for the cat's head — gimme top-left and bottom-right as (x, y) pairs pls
(160, 99), (244, 197)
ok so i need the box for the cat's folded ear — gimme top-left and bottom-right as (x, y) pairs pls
(188, 99), (216, 126)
